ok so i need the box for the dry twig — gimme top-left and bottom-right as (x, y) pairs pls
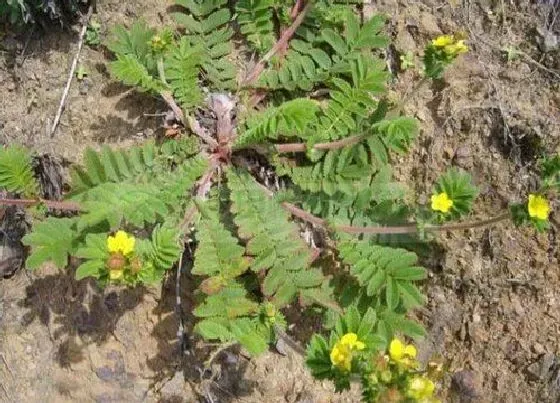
(50, 6), (93, 137)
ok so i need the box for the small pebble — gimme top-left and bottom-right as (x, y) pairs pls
(452, 370), (482, 398)
(532, 343), (545, 355)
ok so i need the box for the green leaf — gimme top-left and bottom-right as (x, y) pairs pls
(374, 117), (418, 153)
(109, 54), (163, 93)
(165, 38), (204, 109)
(75, 233), (107, 260)
(107, 21), (155, 68)
(322, 29), (348, 56)
(391, 266), (426, 281)
(231, 319), (269, 355)
(385, 278), (399, 310)
(236, 98), (320, 147)
(0, 145), (39, 197)
(397, 281), (425, 308)
(23, 218), (77, 270)
(228, 170), (327, 307)
(75, 260), (104, 280)
(193, 205), (248, 279)
(196, 319), (232, 341)
(434, 168), (479, 220)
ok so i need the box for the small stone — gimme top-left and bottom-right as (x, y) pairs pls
(78, 79), (91, 95)
(95, 366), (115, 382)
(526, 362), (541, 381)
(455, 145), (471, 159)
(452, 370), (482, 398)
(536, 27), (559, 52)
(444, 146), (454, 159)
(539, 353), (556, 379)
(532, 343), (545, 355)
(418, 12), (441, 36)
(511, 295), (525, 316)
(159, 371), (188, 402)
(1, 37), (18, 52)
(472, 313), (481, 324)
(275, 338), (289, 356)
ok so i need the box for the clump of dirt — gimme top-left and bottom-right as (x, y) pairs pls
(1, 0), (560, 402)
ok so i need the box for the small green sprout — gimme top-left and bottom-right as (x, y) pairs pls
(85, 20), (101, 46)
(76, 64), (88, 80)
(400, 51), (416, 70)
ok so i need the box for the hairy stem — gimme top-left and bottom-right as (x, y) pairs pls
(0, 198), (82, 211)
(243, 2), (312, 85)
(157, 57), (168, 85)
(247, 178), (511, 234)
(160, 91), (219, 149)
(282, 201), (511, 234)
(273, 134), (366, 153)
(179, 168), (216, 234)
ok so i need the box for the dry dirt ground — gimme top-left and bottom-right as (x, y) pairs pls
(1, 0), (560, 402)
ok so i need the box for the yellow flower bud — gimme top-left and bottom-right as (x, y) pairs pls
(109, 269), (124, 281)
(407, 376), (436, 400)
(106, 252), (126, 271)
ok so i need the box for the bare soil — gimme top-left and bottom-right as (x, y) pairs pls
(1, 0), (559, 402)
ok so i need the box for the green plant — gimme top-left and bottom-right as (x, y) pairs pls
(76, 64), (88, 80)
(423, 34), (468, 79)
(1, 2), (556, 401)
(85, 19), (101, 46)
(0, 0), (87, 25)
(307, 308), (442, 401)
(400, 51), (415, 70)
(0, 0), (26, 24)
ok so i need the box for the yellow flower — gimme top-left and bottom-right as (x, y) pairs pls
(109, 269), (124, 281)
(330, 343), (352, 371)
(432, 35), (454, 47)
(107, 230), (135, 256)
(431, 192), (454, 213)
(340, 333), (366, 350)
(389, 339), (418, 368)
(407, 376), (436, 401)
(528, 194), (550, 221)
(330, 332), (366, 371)
(444, 40), (469, 56)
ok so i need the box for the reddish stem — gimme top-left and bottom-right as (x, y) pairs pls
(160, 90), (219, 149)
(243, 2), (312, 86)
(290, 0), (305, 20)
(179, 168), (216, 234)
(282, 201), (511, 235)
(0, 198), (82, 211)
(274, 134), (366, 153)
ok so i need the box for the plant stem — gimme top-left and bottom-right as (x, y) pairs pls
(160, 91), (219, 149)
(243, 2), (312, 85)
(281, 201), (511, 234)
(273, 134), (366, 153)
(203, 342), (238, 368)
(179, 168), (216, 234)
(157, 57), (168, 85)
(0, 198), (82, 211)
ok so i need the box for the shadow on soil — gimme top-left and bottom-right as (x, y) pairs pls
(17, 271), (148, 368)
(146, 251), (258, 402)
